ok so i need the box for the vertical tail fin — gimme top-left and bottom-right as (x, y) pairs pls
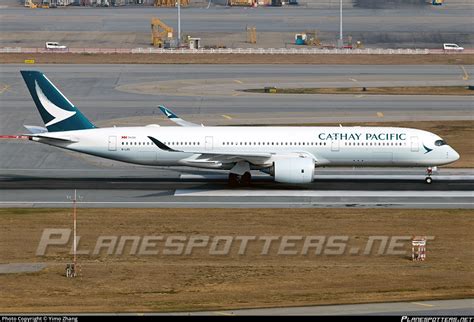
(20, 70), (95, 132)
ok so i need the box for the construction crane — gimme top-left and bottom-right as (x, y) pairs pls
(154, 0), (189, 7)
(151, 18), (174, 48)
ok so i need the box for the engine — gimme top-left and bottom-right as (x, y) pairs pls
(270, 157), (315, 184)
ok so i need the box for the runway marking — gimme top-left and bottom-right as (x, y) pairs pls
(376, 112), (384, 118)
(221, 114), (233, 120)
(214, 311), (234, 316)
(349, 78), (358, 82)
(234, 80), (243, 84)
(0, 202), (472, 206)
(0, 83), (12, 95)
(232, 92), (240, 96)
(460, 66), (470, 80)
(411, 302), (435, 308)
(174, 189), (473, 197)
(355, 94), (365, 98)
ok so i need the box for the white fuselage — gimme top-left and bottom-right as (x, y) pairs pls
(32, 125), (460, 169)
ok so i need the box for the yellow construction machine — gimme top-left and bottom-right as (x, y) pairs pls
(25, 0), (38, 8)
(151, 18), (174, 48)
(154, 0), (189, 7)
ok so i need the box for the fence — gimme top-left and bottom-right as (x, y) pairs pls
(0, 47), (472, 54)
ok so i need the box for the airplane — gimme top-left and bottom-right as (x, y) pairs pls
(19, 70), (460, 185)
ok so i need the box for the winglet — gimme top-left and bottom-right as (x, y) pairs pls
(158, 105), (179, 119)
(157, 105), (201, 127)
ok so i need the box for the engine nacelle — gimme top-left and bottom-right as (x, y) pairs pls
(272, 157), (315, 184)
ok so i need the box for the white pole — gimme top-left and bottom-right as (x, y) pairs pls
(338, 0), (343, 48)
(177, 0), (181, 47)
(340, 0), (342, 40)
(73, 189), (77, 270)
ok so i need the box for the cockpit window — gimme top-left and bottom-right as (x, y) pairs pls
(435, 140), (447, 146)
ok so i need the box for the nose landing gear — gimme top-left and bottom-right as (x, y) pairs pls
(425, 167), (433, 184)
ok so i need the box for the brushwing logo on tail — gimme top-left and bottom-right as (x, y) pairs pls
(35, 80), (76, 127)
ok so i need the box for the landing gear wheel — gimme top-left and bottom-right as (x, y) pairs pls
(241, 172), (252, 186)
(425, 177), (433, 184)
(228, 173), (239, 187)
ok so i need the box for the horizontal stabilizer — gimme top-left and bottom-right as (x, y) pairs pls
(28, 134), (78, 142)
(24, 125), (48, 134)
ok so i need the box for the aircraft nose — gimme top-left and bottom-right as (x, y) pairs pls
(449, 148), (460, 162)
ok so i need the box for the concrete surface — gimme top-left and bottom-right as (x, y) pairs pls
(0, 168), (472, 208)
(0, 263), (47, 274)
(168, 298), (474, 315)
(0, 6), (472, 48)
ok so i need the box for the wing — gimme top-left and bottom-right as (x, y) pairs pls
(147, 136), (272, 166)
(147, 137), (329, 168)
(158, 105), (202, 127)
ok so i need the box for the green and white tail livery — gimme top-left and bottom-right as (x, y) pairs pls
(21, 70), (95, 132)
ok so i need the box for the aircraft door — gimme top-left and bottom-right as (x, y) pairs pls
(205, 136), (213, 151)
(108, 136), (117, 151)
(331, 140), (339, 152)
(410, 136), (419, 152)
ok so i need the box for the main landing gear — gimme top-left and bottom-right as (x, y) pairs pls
(228, 172), (252, 187)
(425, 167), (433, 184)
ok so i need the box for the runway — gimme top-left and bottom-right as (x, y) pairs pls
(167, 299), (474, 316)
(1, 64), (472, 208)
(0, 168), (472, 208)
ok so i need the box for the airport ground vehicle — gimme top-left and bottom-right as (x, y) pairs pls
(45, 42), (67, 50)
(443, 43), (464, 51)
